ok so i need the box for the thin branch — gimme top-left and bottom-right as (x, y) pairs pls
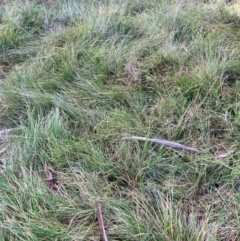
(122, 136), (200, 153)
(97, 203), (109, 241)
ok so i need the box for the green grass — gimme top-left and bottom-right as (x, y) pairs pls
(0, 0), (240, 240)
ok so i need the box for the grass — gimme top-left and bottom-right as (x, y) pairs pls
(0, 0), (240, 240)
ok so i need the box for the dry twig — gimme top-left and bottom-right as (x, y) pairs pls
(122, 136), (200, 153)
(122, 136), (235, 160)
(97, 203), (109, 241)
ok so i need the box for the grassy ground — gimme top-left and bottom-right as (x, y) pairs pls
(0, 0), (240, 240)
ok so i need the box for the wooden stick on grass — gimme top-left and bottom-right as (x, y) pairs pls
(97, 203), (109, 241)
(122, 136), (234, 160)
(122, 136), (200, 153)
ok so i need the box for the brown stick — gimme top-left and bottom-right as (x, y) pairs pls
(97, 203), (109, 241)
(122, 136), (234, 160)
(122, 136), (200, 153)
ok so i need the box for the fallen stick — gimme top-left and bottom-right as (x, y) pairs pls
(97, 203), (109, 241)
(122, 136), (200, 153)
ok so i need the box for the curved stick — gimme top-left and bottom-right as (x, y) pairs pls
(122, 136), (200, 153)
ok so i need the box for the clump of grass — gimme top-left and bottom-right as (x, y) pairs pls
(1, 0), (240, 240)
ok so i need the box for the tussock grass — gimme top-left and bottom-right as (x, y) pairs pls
(1, 0), (240, 240)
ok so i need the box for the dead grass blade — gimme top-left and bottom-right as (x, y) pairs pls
(215, 150), (234, 159)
